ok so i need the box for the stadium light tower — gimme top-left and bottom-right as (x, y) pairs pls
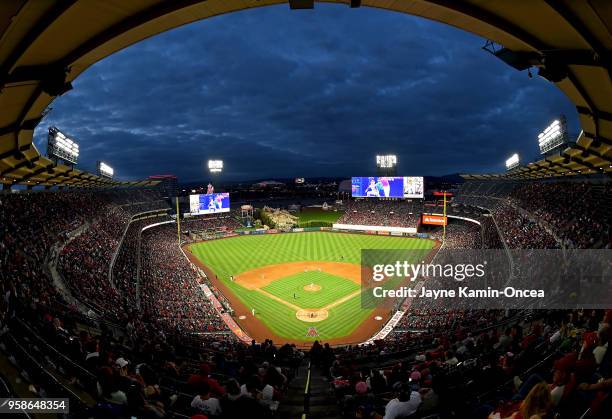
(538, 116), (569, 155)
(97, 161), (114, 179)
(208, 159), (223, 174)
(376, 154), (397, 176)
(505, 153), (520, 171)
(47, 127), (79, 166)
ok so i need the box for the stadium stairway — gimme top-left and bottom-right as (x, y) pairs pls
(306, 367), (343, 419)
(277, 363), (308, 418)
(277, 363), (342, 419)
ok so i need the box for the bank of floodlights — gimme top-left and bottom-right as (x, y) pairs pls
(538, 117), (568, 154)
(376, 154), (397, 169)
(97, 161), (114, 179)
(47, 127), (79, 165)
(208, 160), (223, 173)
(506, 153), (520, 170)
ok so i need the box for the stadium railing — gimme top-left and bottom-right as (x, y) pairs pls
(1, 331), (90, 416)
(302, 360), (312, 419)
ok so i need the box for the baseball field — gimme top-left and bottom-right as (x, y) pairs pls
(297, 208), (343, 227)
(186, 232), (436, 345)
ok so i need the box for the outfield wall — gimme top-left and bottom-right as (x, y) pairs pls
(332, 223), (417, 234)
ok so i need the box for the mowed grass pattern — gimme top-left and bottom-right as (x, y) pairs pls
(298, 208), (344, 227)
(190, 232), (435, 341)
(263, 271), (358, 309)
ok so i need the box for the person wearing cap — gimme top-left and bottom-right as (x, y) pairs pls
(550, 353), (576, 406)
(115, 357), (129, 371)
(114, 356), (139, 395)
(342, 381), (375, 418)
(513, 353), (576, 407)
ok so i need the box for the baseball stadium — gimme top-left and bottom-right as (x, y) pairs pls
(0, 2), (611, 419)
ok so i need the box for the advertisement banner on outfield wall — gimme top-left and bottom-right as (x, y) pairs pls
(360, 249), (611, 310)
(292, 228), (305, 233)
(266, 229), (279, 234)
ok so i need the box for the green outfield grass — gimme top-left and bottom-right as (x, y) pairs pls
(263, 271), (358, 309)
(298, 208), (344, 227)
(189, 232), (435, 342)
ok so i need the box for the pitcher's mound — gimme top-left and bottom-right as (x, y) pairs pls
(296, 309), (328, 322)
(303, 283), (322, 292)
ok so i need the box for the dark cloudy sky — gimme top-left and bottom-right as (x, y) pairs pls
(33, 3), (578, 182)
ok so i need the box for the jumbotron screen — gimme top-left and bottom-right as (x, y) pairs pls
(351, 177), (404, 198)
(189, 193), (230, 215)
(351, 176), (424, 198)
(403, 176), (424, 199)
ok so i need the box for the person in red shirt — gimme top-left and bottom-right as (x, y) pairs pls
(187, 363), (225, 397)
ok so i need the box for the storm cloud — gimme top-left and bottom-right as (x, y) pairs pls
(33, 4), (578, 182)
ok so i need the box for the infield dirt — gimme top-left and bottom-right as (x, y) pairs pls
(183, 248), (391, 347)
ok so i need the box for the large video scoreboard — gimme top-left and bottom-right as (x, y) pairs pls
(189, 193), (230, 215)
(351, 176), (424, 199)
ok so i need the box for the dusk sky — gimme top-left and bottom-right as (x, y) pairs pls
(33, 3), (579, 182)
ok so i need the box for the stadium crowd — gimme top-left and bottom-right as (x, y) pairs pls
(491, 205), (560, 249)
(112, 216), (173, 313)
(59, 206), (132, 322)
(454, 195), (560, 249)
(320, 308), (611, 419)
(182, 216), (242, 232)
(338, 200), (423, 228)
(427, 221), (483, 249)
(457, 180), (611, 249)
(509, 182), (611, 248)
(0, 188), (166, 316)
(1, 180), (610, 418)
(139, 224), (229, 334)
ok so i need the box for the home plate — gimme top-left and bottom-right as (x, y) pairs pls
(239, 315), (246, 320)
(374, 316), (383, 321)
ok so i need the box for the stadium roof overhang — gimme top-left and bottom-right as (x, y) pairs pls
(462, 131), (612, 180)
(0, 0), (611, 187)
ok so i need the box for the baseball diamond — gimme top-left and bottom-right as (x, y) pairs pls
(186, 231), (436, 345)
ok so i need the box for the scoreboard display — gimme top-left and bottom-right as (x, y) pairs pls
(351, 176), (424, 199)
(351, 177), (404, 198)
(403, 176), (424, 199)
(189, 193), (230, 215)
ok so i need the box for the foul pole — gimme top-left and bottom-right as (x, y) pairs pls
(176, 197), (181, 245)
(442, 191), (447, 243)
